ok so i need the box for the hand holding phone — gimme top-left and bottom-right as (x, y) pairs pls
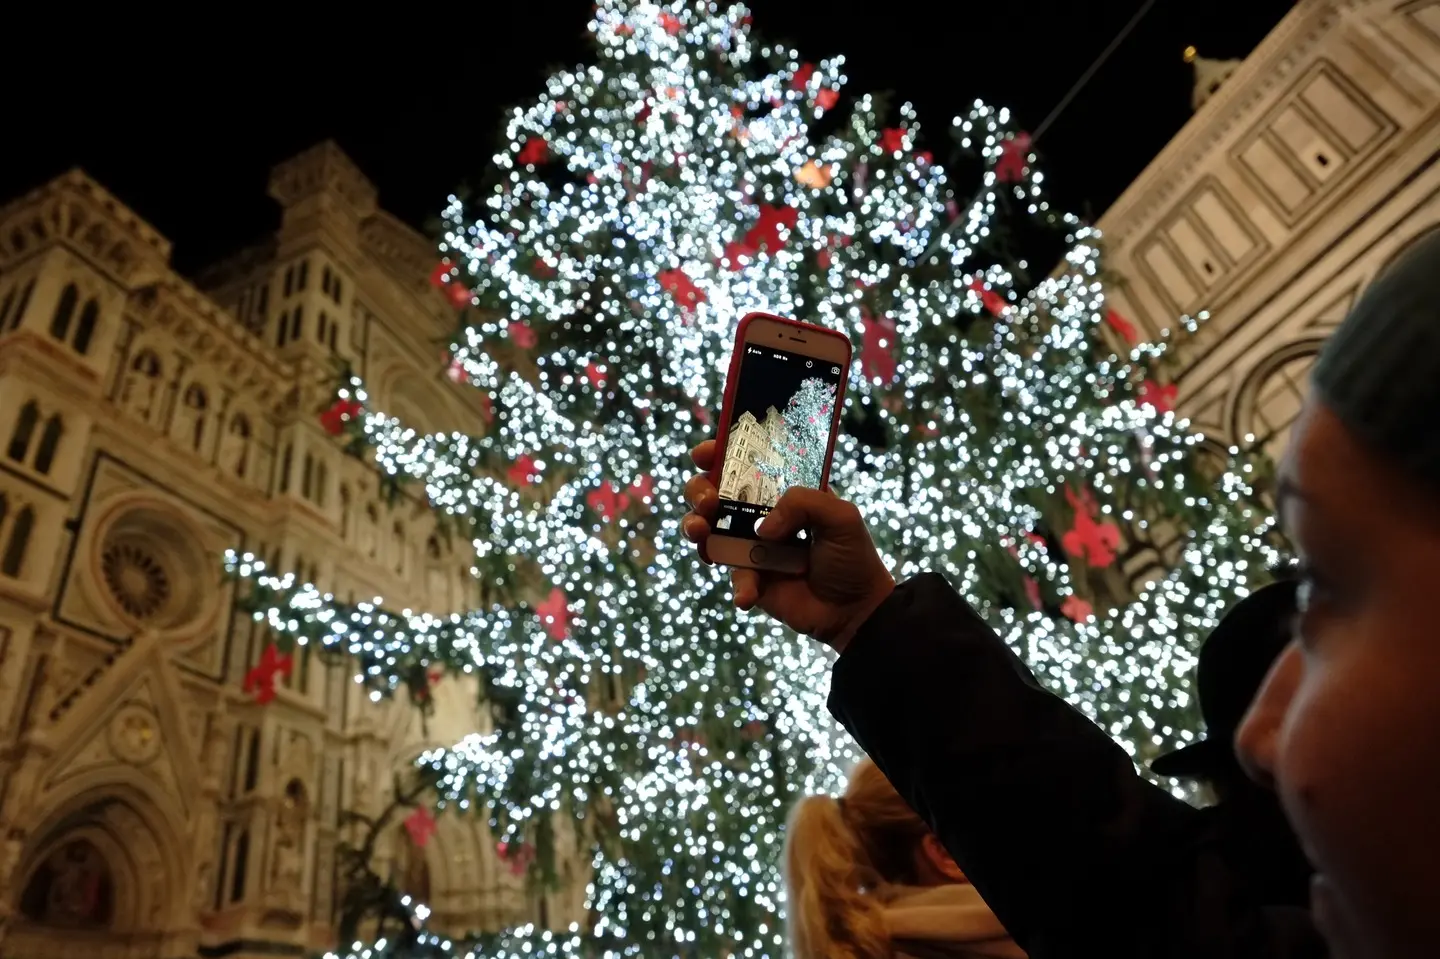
(704, 313), (851, 573)
(683, 441), (895, 652)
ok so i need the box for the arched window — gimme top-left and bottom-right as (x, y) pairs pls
(339, 484), (352, 537)
(1236, 343), (1322, 462)
(301, 453), (314, 499)
(230, 829), (250, 903)
(183, 384), (208, 452)
(0, 286), (14, 328)
(276, 311), (289, 347)
(228, 414), (252, 478)
(73, 299), (99, 354)
(8, 279), (34, 331)
(19, 839), (115, 928)
(392, 522), (406, 575)
(315, 461), (328, 507)
(2, 504), (35, 577)
(364, 504), (379, 557)
(49, 283), (78, 341)
(298, 260), (309, 290)
(290, 307), (302, 340)
(33, 415), (62, 474)
(279, 444), (293, 493)
(7, 401), (38, 463)
(426, 534), (443, 560)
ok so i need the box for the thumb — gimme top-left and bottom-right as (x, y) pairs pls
(759, 487), (857, 540)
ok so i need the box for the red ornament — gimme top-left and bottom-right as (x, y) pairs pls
(692, 402), (712, 427)
(1062, 510), (1123, 568)
(585, 361), (608, 389)
(659, 268), (706, 308)
(429, 260), (454, 288)
(1138, 379), (1178, 416)
(507, 454), (541, 487)
(587, 481), (631, 521)
(815, 87), (839, 111)
(946, 198), (960, 220)
(628, 474), (654, 505)
(508, 322), (538, 349)
(537, 588), (571, 641)
(1023, 575), (1042, 611)
(243, 645), (293, 705)
(816, 249), (832, 270)
(446, 357), (467, 383)
(320, 398), (363, 436)
(880, 128), (907, 154)
(659, 11), (682, 34)
(495, 840), (534, 877)
(615, 22), (634, 37)
(968, 278), (1009, 317)
(1026, 531), (1048, 551)
(916, 151), (933, 166)
(996, 132), (1032, 183)
(1105, 309), (1139, 346)
(404, 806), (438, 848)
(1061, 595), (1095, 623)
(636, 100), (652, 123)
(533, 258), (556, 279)
(790, 62), (815, 90)
(861, 312), (898, 385)
(740, 720), (767, 740)
(445, 282), (472, 309)
(719, 239), (756, 272)
(517, 137), (549, 166)
(743, 204), (799, 254)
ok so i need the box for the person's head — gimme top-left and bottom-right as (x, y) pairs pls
(1235, 229), (1440, 959)
(784, 758), (965, 959)
(1151, 578), (1299, 800)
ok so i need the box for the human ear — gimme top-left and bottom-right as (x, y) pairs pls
(921, 833), (967, 883)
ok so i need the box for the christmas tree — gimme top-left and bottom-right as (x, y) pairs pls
(225, 3), (1282, 957)
(756, 377), (838, 495)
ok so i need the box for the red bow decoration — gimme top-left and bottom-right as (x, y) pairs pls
(659, 11), (682, 34)
(969, 279), (1009, 317)
(445, 282), (472, 309)
(880, 128), (907, 154)
(533, 258), (556, 279)
(508, 322), (538, 349)
(659, 268), (706, 308)
(495, 841), (535, 877)
(861, 312), (898, 385)
(428, 260), (454, 288)
(1138, 379), (1178, 416)
(404, 806), (438, 848)
(615, 22), (634, 37)
(692, 402), (712, 427)
(743, 204), (799, 254)
(517, 137), (549, 166)
(996, 132), (1032, 183)
(585, 361), (608, 389)
(446, 357), (467, 383)
(1023, 575), (1043, 611)
(815, 88), (838, 111)
(719, 239), (755, 272)
(740, 720), (768, 740)
(243, 645), (293, 705)
(1105, 309), (1139, 346)
(507, 454), (541, 487)
(587, 481), (631, 521)
(320, 398), (363, 436)
(628, 474), (655, 505)
(414, 667), (444, 702)
(537, 588), (571, 641)
(1062, 510), (1122, 568)
(791, 62), (815, 90)
(1061, 595), (1095, 623)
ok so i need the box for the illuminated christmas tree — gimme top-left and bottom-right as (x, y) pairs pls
(224, 3), (1283, 957)
(756, 377), (838, 495)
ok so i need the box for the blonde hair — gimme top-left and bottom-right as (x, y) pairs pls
(784, 758), (931, 959)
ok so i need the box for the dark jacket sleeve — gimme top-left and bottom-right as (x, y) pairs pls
(828, 573), (1325, 959)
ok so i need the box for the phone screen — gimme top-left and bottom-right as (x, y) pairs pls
(715, 344), (844, 542)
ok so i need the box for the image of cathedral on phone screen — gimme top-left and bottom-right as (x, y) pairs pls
(717, 346), (841, 516)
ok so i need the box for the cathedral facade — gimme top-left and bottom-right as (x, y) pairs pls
(0, 144), (582, 959)
(718, 407), (785, 508)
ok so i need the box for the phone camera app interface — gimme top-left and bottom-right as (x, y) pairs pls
(716, 344), (842, 542)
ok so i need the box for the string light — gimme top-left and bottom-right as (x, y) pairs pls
(229, 3), (1281, 956)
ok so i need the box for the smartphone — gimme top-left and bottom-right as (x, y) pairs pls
(706, 312), (852, 573)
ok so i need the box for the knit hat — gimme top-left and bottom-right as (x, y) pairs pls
(1311, 229), (1440, 490)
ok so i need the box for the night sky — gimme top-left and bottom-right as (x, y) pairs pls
(8, 2), (1295, 276)
(733, 344), (845, 423)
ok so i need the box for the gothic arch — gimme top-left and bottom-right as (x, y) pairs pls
(1373, 222), (1440, 280)
(10, 776), (191, 939)
(1226, 337), (1327, 460)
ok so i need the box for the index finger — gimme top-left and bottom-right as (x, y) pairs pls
(690, 440), (717, 471)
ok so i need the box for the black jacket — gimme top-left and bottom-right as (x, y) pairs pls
(827, 573), (1325, 959)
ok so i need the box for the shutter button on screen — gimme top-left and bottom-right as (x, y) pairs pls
(749, 544), (769, 565)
